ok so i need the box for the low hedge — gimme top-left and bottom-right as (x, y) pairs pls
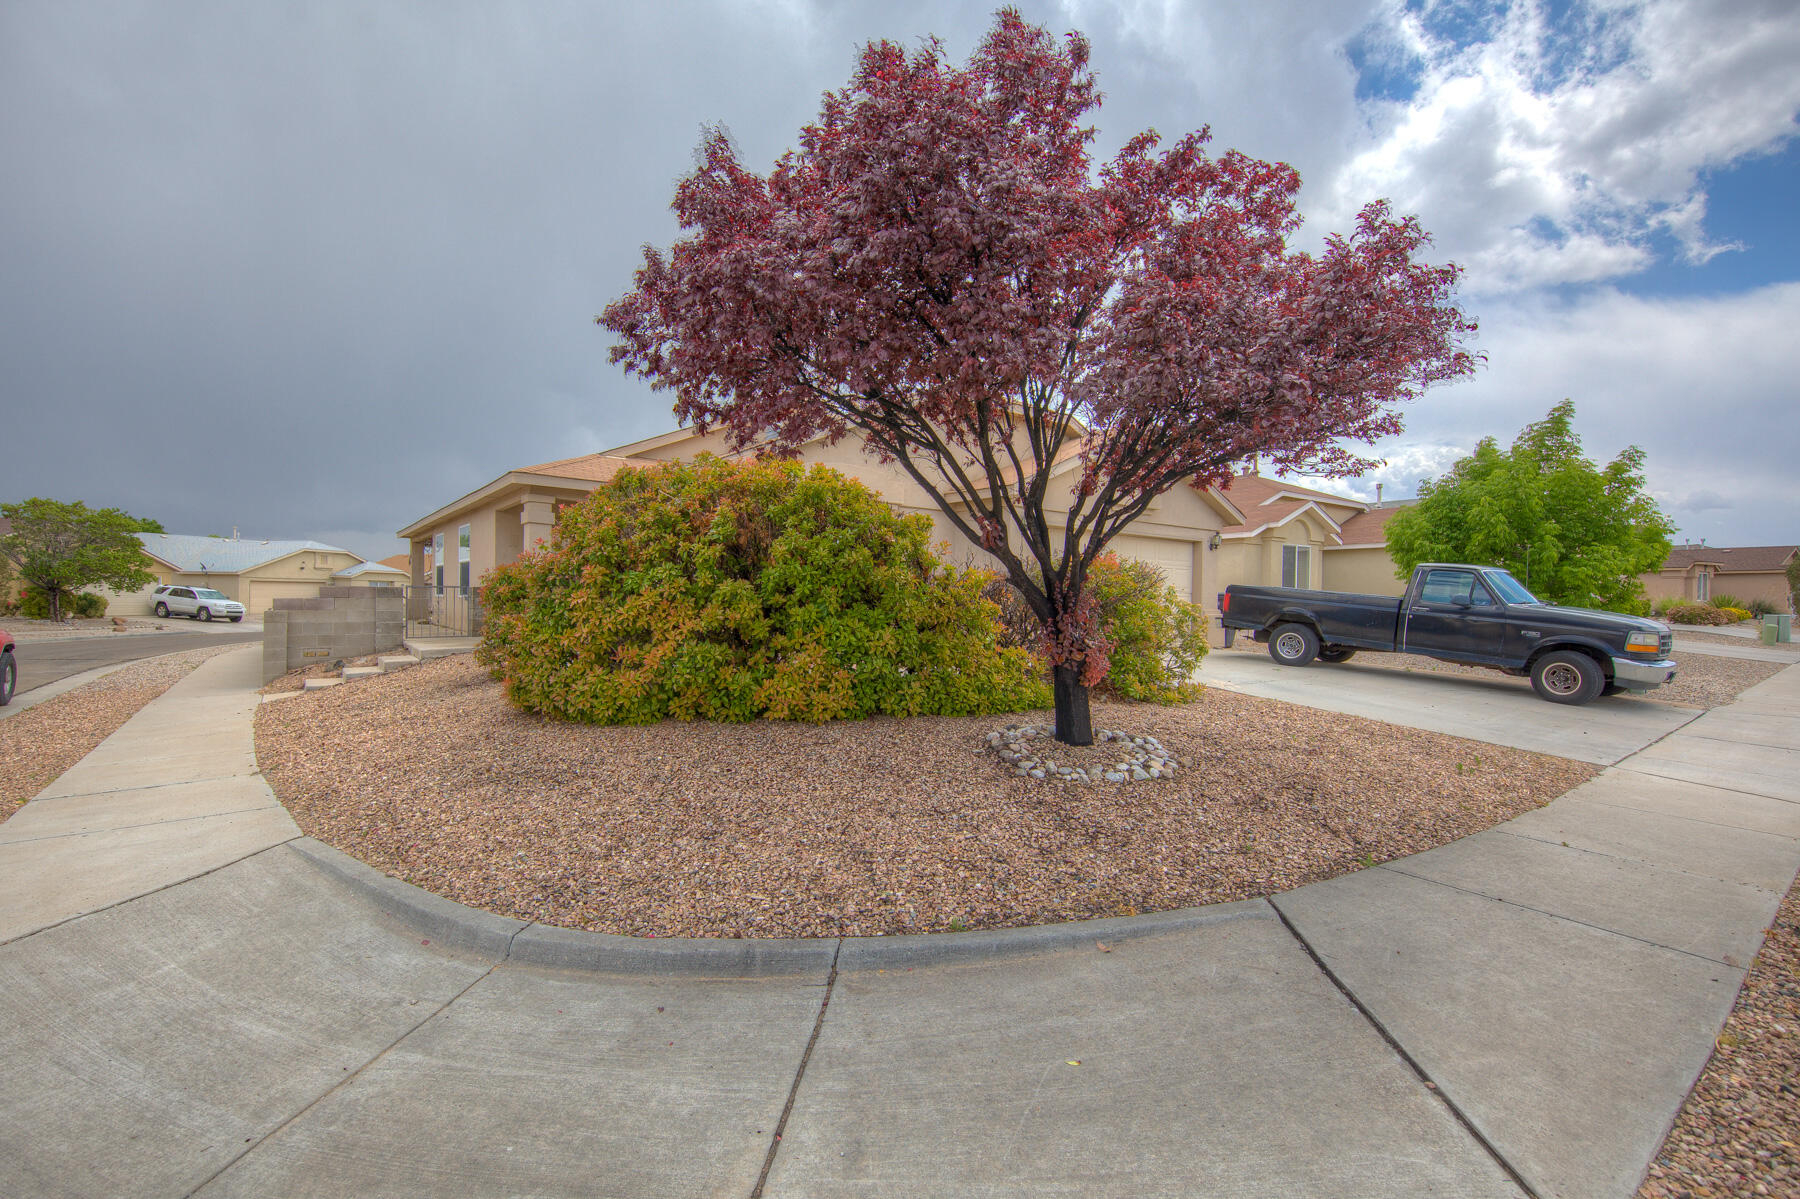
(477, 455), (1051, 724)
(1662, 602), (1733, 626)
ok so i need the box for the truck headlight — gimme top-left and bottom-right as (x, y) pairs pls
(1626, 631), (1661, 653)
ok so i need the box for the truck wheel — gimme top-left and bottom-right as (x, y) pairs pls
(1318, 647), (1357, 664)
(153, 602), (169, 618)
(1268, 623), (1320, 667)
(1530, 650), (1603, 705)
(198, 607), (213, 622)
(0, 651), (14, 706)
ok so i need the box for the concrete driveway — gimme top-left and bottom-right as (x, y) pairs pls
(1198, 649), (1700, 765)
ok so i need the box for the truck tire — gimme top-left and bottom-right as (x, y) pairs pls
(1530, 650), (1604, 705)
(153, 602), (169, 618)
(1268, 623), (1320, 667)
(0, 651), (13, 706)
(1318, 647), (1357, 663)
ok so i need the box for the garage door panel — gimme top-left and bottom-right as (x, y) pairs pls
(1108, 534), (1195, 600)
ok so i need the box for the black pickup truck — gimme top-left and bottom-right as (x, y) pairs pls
(1219, 564), (1677, 705)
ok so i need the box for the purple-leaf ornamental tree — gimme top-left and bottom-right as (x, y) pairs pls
(602, 10), (1477, 745)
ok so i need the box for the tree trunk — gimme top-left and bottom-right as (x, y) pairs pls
(48, 587), (63, 623)
(1052, 664), (1094, 746)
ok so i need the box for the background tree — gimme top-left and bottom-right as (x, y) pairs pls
(0, 498), (157, 621)
(603, 10), (1475, 744)
(1384, 401), (1674, 613)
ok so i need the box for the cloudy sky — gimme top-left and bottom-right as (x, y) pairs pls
(4, 0), (1797, 562)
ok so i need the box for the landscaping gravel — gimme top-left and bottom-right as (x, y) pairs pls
(254, 654), (1595, 939)
(0, 644), (242, 821)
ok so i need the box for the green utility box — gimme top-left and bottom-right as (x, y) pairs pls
(1762, 613), (1793, 644)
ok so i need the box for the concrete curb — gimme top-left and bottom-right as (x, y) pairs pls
(285, 835), (1274, 977)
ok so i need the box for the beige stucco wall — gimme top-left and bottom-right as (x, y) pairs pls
(1324, 546), (1407, 597)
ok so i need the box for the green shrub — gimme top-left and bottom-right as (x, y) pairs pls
(16, 587), (107, 619)
(1083, 554), (1209, 703)
(477, 455), (1051, 724)
(1716, 605), (1752, 623)
(1663, 602), (1731, 626)
(1746, 597), (1779, 618)
(980, 553), (1209, 704)
(1709, 593), (1746, 612)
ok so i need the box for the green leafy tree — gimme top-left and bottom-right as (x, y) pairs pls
(0, 498), (158, 621)
(477, 456), (1050, 724)
(1384, 401), (1673, 614)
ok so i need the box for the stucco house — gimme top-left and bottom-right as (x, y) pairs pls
(1642, 544), (1797, 612)
(113, 533), (373, 616)
(398, 426), (1417, 642)
(398, 426), (1243, 613)
(1211, 473), (1413, 598)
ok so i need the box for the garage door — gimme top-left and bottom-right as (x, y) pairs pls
(243, 580), (322, 615)
(1107, 534), (1195, 600)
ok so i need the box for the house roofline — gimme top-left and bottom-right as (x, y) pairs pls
(397, 469), (608, 540)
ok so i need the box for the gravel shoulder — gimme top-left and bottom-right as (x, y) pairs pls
(0, 644), (243, 821)
(254, 655), (1596, 939)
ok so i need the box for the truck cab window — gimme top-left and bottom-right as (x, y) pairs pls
(1419, 570), (1476, 605)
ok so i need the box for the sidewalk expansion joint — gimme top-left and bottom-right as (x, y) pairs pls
(1268, 899), (1542, 1199)
(1578, 796), (1800, 839)
(1374, 863), (1756, 969)
(181, 963), (500, 1198)
(0, 805), (284, 845)
(749, 937), (842, 1199)
(0, 836), (302, 950)
(1493, 827), (1784, 894)
(27, 772), (266, 803)
(1608, 768), (1800, 808)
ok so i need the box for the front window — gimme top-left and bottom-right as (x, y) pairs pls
(1281, 544), (1311, 589)
(195, 588), (228, 601)
(1695, 571), (1709, 601)
(1484, 570), (1539, 605)
(434, 532), (445, 594)
(458, 523), (471, 593)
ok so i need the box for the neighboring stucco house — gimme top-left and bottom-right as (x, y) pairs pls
(1211, 473), (1413, 599)
(117, 533), (371, 616)
(1642, 544), (1798, 612)
(333, 560), (410, 587)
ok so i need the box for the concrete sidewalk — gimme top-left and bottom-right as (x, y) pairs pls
(1, 646), (1796, 1198)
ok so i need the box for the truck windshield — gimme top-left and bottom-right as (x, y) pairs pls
(1485, 571), (1539, 605)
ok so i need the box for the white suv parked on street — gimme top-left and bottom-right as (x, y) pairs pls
(151, 585), (246, 622)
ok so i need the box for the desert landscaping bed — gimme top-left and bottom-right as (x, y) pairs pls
(0, 644), (242, 821)
(1222, 638), (1783, 710)
(255, 654), (1596, 939)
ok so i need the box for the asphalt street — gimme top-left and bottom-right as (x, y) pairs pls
(8, 629), (262, 695)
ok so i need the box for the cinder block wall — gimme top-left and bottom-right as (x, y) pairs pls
(261, 586), (406, 683)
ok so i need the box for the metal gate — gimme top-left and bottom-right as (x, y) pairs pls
(404, 585), (483, 638)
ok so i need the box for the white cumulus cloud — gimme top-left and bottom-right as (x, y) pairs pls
(1320, 0), (1800, 292)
